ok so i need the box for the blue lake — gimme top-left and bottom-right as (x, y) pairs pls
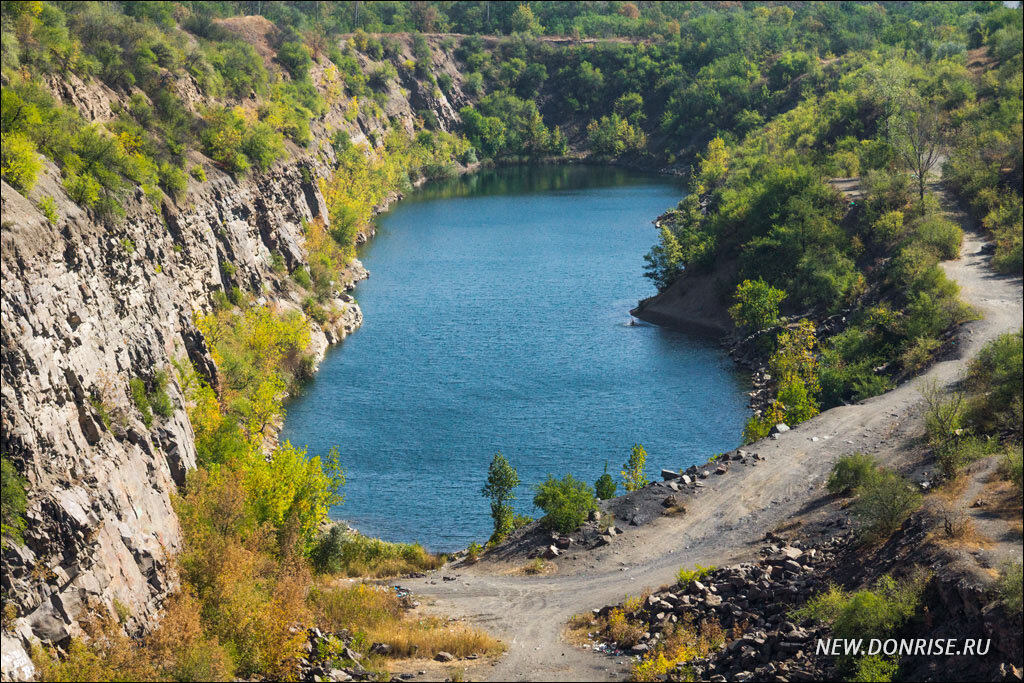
(280, 166), (749, 551)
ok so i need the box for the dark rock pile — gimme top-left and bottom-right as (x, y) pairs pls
(592, 535), (852, 682)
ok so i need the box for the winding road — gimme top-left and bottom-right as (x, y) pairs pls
(402, 203), (1023, 681)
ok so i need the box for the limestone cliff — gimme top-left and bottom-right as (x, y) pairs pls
(0, 27), (471, 659)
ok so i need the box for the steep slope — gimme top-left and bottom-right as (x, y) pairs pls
(0, 29), (470, 650)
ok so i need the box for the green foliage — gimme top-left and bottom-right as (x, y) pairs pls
(129, 376), (154, 428)
(621, 443), (648, 492)
(851, 468), (922, 541)
(642, 224), (685, 292)
(676, 564), (715, 589)
(481, 452), (520, 543)
(827, 453), (879, 496)
(594, 461), (617, 500)
(793, 574), (925, 678)
(964, 330), (1023, 442)
(586, 113), (646, 158)
(0, 131), (43, 190)
(728, 280), (786, 333)
(533, 474), (596, 534)
(276, 41), (311, 81)
(37, 195), (58, 224)
(1, 457), (28, 547)
(998, 562), (1023, 615)
(851, 655), (899, 682)
(309, 525), (442, 578)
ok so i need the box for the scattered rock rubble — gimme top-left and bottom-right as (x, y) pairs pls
(587, 535), (848, 682)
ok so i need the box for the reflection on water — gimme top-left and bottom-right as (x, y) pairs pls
(281, 166), (748, 551)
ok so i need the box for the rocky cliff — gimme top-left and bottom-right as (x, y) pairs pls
(0, 25), (472, 660)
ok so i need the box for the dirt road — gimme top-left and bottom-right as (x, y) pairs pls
(402, 226), (1022, 681)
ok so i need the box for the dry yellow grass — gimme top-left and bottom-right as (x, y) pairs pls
(309, 580), (503, 662)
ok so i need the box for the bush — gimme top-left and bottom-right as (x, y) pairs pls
(965, 330), (1023, 441)
(1, 132), (43, 191)
(910, 214), (962, 260)
(241, 122), (285, 172)
(998, 562), (1023, 614)
(533, 474), (596, 533)
(292, 266), (312, 289)
(677, 564), (715, 588)
(595, 462), (617, 500)
(827, 453), (879, 496)
(309, 525), (442, 577)
(793, 574), (925, 678)
(729, 279), (786, 333)
(1, 457), (28, 547)
(129, 376), (154, 428)
(276, 41), (311, 81)
(852, 469), (922, 540)
(621, 444), (648, 492)
(37, 195), (58, 224)
(158, 162), (188, 199)
(1000, 449), (1023, 497)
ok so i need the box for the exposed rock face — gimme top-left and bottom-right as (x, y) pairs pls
(1, 32), (480, 657)
(0, 153), (364, 650)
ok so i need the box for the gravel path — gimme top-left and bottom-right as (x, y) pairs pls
(401, 220), (1022, 681)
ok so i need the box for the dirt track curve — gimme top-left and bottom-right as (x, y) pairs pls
(402, 208), (1023, 682)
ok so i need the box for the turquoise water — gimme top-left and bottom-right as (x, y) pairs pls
(280, 166), (749, 551)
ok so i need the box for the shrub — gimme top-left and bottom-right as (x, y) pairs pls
(621, 443), (648, 492)
(595, 462), (617, 500)
(794, 574), (925, 677)
(729, 279), (786, 333)
(910, 214), (962, 260)
(827, 453), (879, 496)
(129, 376), (154, 428)
(158, 162), (188, 199)
(997, 562), (1023, 614)
(900, 335), (940, 373)
(1, 457), (28, 547)
(190, 164), (206, 181)
(677, 564), (715, 588)
(1, 132), (43, 191)
(852, 655), (899, 682)
(37, 195), (58, 224)
(965, 330), (1023, 441)
(1000, 449), (1023, 497)
(241, 122), (285, 172)
(533, 474), (596, 533)
(149, 370), (174, 418)
(276, 41), (311, 81)
(292, 266), (312, 289)
(852, 469), (922, 540)
(309, 525), (442, 577)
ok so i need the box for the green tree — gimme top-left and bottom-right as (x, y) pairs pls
(595, 461), (617, 500)
(533, 474), (596, 533)
(643, 225), (684, 292)
(482, 452), (520, 543)
(728, 279), (786, 333)
(621, 444), (648, 492)
(509, 4), (543, 35)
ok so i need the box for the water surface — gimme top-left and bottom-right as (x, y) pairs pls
(281, 166), (748, 550)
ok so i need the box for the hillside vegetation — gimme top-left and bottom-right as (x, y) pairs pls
(1, 1), (1021, 681)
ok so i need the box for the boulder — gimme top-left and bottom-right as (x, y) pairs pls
(434, 651), (455, 662)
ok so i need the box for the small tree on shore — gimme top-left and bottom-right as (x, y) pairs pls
(595, 461), (617, 500)
(622, 444), (649, 492)
(482, 452), (520, 544)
